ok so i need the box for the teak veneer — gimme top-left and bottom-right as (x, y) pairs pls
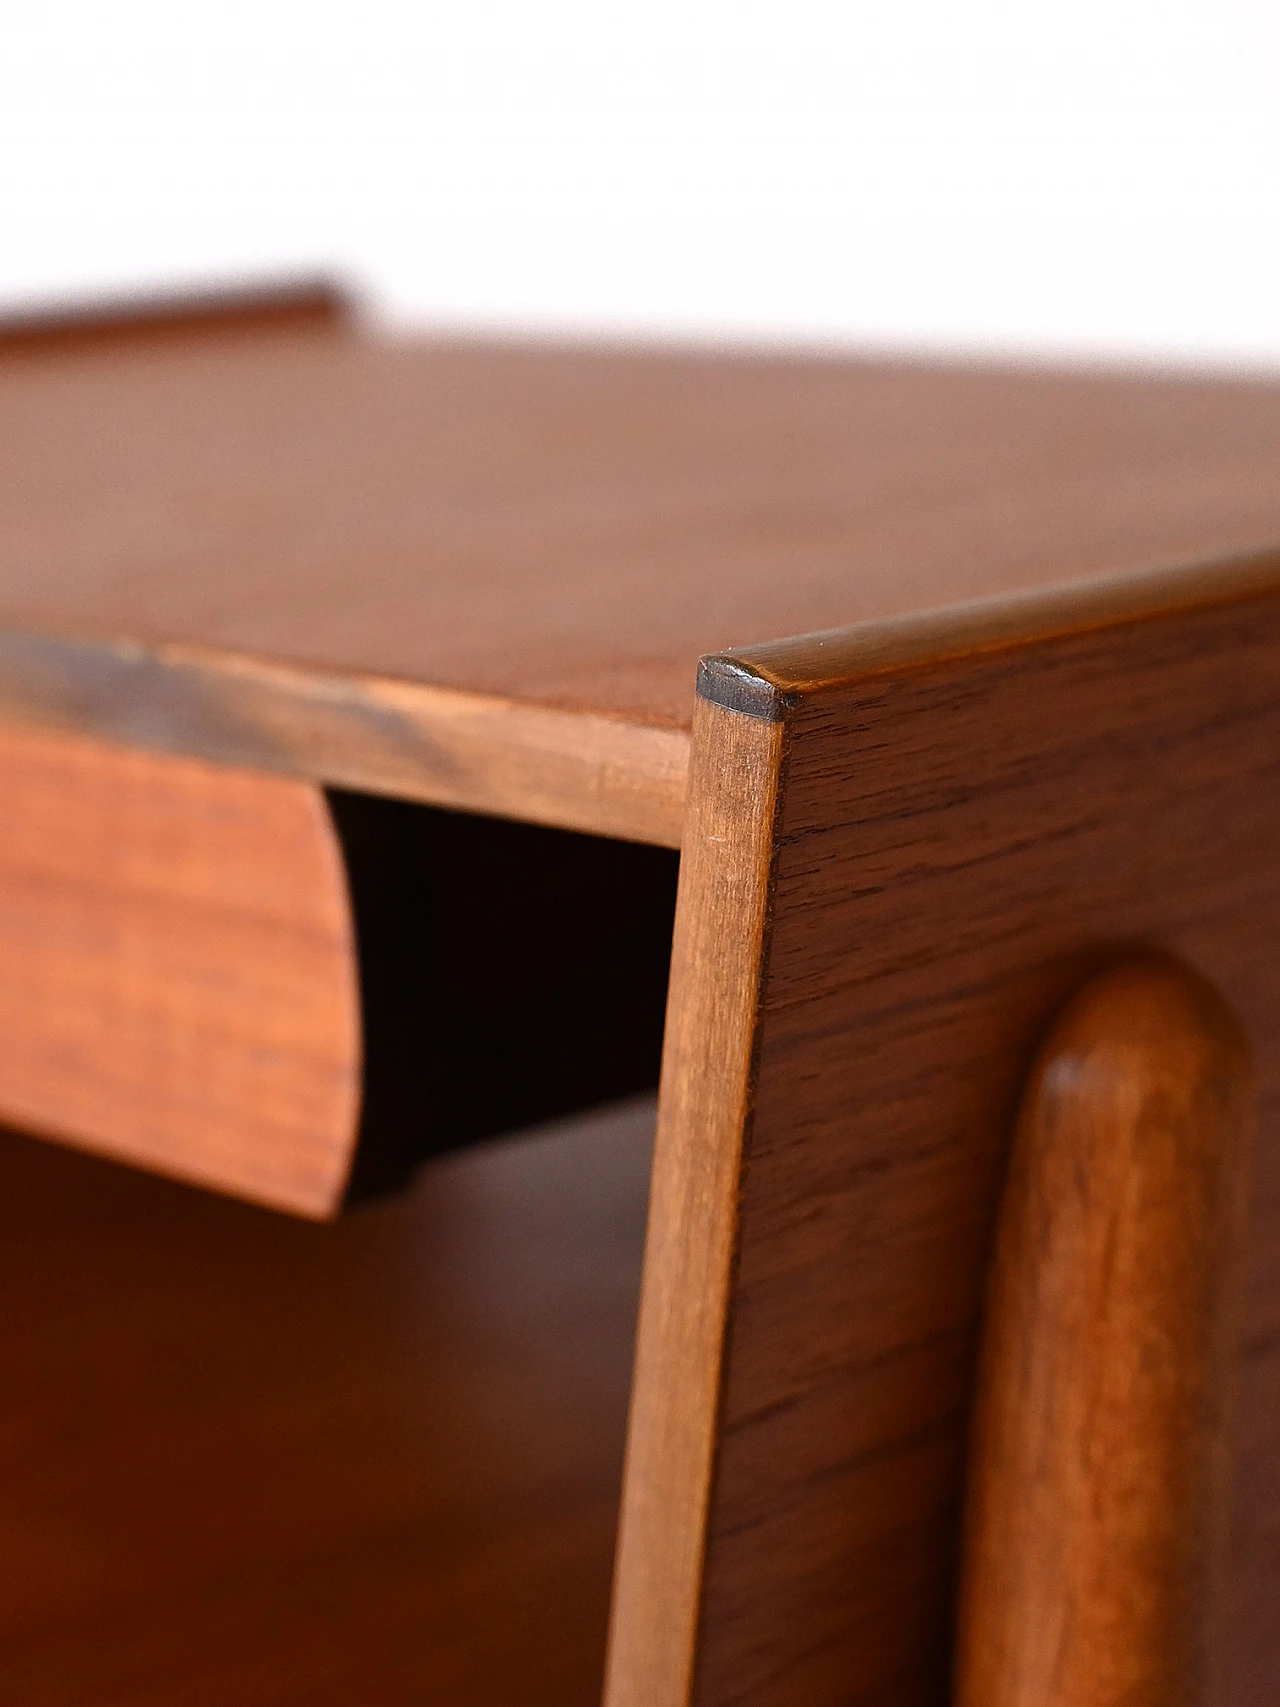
(955, 958), (1253, 1707)
(0, 722), (360, 1215)
(607, 568), (1280, 1707)
(3, 288), (1280, 1703)
(6, 298), (1280, 843)
(0, 1096), (654, 1706)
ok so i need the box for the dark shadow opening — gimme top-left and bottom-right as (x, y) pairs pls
(326, 792), (681, 1201)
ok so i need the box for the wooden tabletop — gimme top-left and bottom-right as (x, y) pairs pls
(5, 309), (1280, 842)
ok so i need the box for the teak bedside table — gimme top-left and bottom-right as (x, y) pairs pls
(1, 286), (1278, 1705)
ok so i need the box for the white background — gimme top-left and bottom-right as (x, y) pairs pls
(2, 1), (1278, 365)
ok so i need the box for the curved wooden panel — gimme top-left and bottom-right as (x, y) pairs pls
(955, 958), (1253, 1707)
(0, 724), (361, 1216)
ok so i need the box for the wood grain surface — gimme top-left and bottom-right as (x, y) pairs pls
(955, 959), (1253, 1707)
(6, 329), (1280, 836)
(0, 633), (689, 847)
(606, 695), (783, 1707)
(611, 576), (1280, 1706)
(0, 723), (361, 1215)
(0, 1094), (654, 1705)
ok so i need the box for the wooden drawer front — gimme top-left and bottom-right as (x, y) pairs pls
(0, 724), (360, 1216)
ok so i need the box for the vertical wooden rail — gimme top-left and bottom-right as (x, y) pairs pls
(955, 957), (1254, 1707)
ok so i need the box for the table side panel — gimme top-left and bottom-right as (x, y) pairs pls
(621, 589), (1280, 1707)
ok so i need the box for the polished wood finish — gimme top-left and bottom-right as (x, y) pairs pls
(611, 577), (1280, 1706)
(607, 694), (783, 1707)
(7, 307), (1280, 1699)
(0, 723), (678, 1209)
(0, 633), (689, 847)
(955, 959), (1253, 1707)
(6, 333), (1280, 839)
(0, 723), (360, 1216)
(0, 1094), (653, 1705)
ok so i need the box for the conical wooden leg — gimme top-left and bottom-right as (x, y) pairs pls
(955, 957), (1253, 1707)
